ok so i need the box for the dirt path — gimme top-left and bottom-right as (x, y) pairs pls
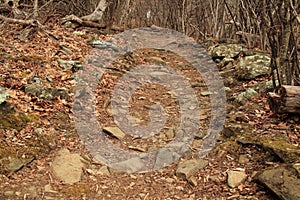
(0, 22), (299, 199)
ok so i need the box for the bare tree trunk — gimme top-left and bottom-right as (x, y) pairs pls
(81, 0), (108, 22)
(33, 0), (38, 19)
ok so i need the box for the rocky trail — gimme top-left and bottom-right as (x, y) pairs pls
(0, 22), (299, 200)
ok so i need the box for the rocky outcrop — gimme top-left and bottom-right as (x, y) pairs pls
(255, 165), (300, 200)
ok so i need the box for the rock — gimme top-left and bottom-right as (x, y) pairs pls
(25, 84), (69, 100)
(87, 39), (119, 51)
(7, 157), (35, 173)
(251, 80), (278, 93)
(176, 159), (208, 180)
(238, 154), (250, 164)
(227, 170), (247, 188)
(154, 148), (181, 170)
(103, 126), (126, 140)
(4, 190), (14, 196)
(222, 123), (253, 138)
(73, 30), (87, 37)
(52, 148), (84, 184)
(0, 86), (9, 104)
(187, 175), (198, 186)
(208, 44), (244, 59)
(165, 128), (175, 140)
(25, 186), (37, 198)
(236, 54), (271, 80)
(262, 140), (300, 163)
(218, 57), (235, 68)
(110, 156), (145, 173)
(57, 59), (82, 71)
(255, 165), (300, 200)
(235, 88), (259, 104)
(200, 91), (212, 96)
(44, 184), (58, 193)
(293, 163), (300, 175)
(96, 166), (111, 176)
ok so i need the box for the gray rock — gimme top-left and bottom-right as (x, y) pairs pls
(176, 159), (208, 180)
(236, 54), (270, 80)
(235, 88), (259, 104)
(251, 80), (278, 93)
(154, 148), (181, 170)
(255, 165), (300, 200)
(88, 39), (119, 52)
(0, 86), (9, 104)
(103, 126), (126, 140)
(96, 166), (111, 176)
(57, 59), (82, 71)
(25, 84), (69, 100)
(110, 156), (145, 173)
(227, 170), (247, 188)
(7, 157), (35, 173)
(52, 148), (84, 184)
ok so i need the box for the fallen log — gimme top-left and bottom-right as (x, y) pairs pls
(267, 85), (300, 114)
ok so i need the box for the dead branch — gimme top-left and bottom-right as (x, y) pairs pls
(0, 14), (36, 25)
(62, 14), (106, 29)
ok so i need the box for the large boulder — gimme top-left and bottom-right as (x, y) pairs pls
(236, 54), (270, 80)
(255, 165), (300, 200)
(208, 43), (244, 59)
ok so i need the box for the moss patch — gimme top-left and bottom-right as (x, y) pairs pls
(60, 184), (92, 197)
(0, 102), (39, 131)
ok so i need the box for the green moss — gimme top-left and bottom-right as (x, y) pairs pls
(0, 102), (39, 131)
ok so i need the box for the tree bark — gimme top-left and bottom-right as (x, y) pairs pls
(81, 0), (108, 22)
(268, 85), (300, 114)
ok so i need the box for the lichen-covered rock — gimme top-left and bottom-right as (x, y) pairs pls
(235, 88), (259, 104)
(25, 84), (69, 100)
(57, 59), (82, 71)
(251, 80), (278, 93)
(0, 87), (9, 104)
(236, 55), (270, 80)
(208, 44), (244, 59)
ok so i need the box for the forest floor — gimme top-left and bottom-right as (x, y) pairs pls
(0, 22), (299, 199)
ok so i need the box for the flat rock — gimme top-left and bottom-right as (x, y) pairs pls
(255, 165), (300, 200)
(110, 156), (145, 173)
(103, 126), (126, 140)
(227, 170), (247, 188)
(52, 148), (84, 184)
(96, 166), (111, 176)
(176, 159), (208, 180)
